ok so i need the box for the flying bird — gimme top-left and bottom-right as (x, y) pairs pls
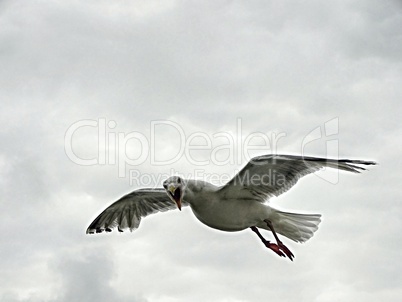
(86, 154), (376, 261)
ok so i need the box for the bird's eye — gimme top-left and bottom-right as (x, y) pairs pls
(177, 177), (181, 184)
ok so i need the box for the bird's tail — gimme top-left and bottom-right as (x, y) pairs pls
(272, 210), (322, 243)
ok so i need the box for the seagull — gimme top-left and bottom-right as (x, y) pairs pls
(86, 154), (376, 261)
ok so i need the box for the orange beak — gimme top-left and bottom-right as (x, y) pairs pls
(175, 198), (182, 211)
(168, 186), (182, 211)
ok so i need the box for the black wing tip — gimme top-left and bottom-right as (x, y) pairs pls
(86, 225), (129, 234)
(86, 224), (96, 234)
(338, 159), (377, 165)
(339, 159), (377, 173)
(85, 225), (115, 234)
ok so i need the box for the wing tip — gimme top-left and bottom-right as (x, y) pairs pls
(339, 159), (377, 165)
(86, 225), (114, 234)
(337, 159), (377, 174)
(86, 225), (133, 234)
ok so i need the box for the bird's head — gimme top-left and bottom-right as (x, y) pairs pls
(163, 176), (185, 211)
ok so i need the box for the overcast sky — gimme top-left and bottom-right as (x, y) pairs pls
(1, 0), (401, 301)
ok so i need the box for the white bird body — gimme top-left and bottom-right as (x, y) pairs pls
(87, 154), (376, 261)
(184, 179), (320, 242)
(186, 180), (270, 232)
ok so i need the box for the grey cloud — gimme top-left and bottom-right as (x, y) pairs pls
(1, 249), (147, 302)
(52, 251), (146, 302)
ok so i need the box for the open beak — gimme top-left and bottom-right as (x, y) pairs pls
(168, 185), (182, 211)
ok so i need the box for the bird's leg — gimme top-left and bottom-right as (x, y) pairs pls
(264, 219), (294, 261)
(250, 226), (286, 259)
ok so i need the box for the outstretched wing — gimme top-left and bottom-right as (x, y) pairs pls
(86, 188), (187, 234)
(219, 154), (376, 202)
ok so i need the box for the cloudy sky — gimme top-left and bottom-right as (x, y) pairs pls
(1, 0), (401, 301)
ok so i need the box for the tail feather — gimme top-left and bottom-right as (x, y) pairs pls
(273, 210), (322, 243)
